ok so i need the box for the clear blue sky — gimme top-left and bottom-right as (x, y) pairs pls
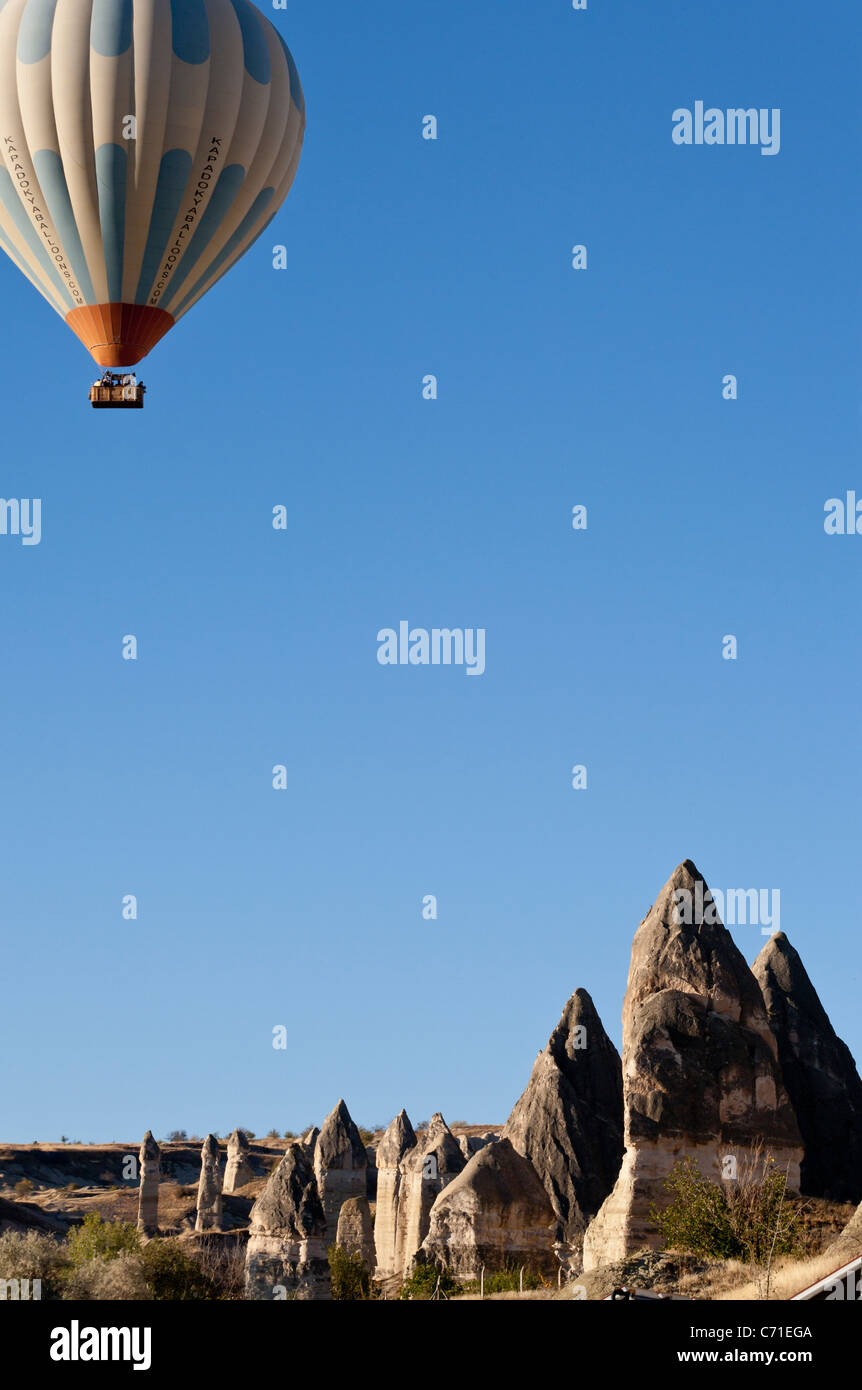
(2, 0), (860, 1142)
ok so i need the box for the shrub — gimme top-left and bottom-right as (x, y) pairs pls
(0, 1230), (68, 1296)
(138, 1239), (218, 1300)
(651, 1154), (806, 1266)
(164, 1131), (188, 1143)
(13, 1178), (34, 1198)
(328, 1245), (370, 1300)
(400, 1263), (458, 1300)
(186, 1239), (247, 1300)
(62, 1251), (151, 1301)
(64, 1213), (140, 1267)
(461, 1263), (546, 1295)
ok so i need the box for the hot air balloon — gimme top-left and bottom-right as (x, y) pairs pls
(0, 0), (305, 405)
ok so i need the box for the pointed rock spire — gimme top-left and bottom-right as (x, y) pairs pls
(503, 986), (623, 1249)
(195, 1134), (223, 1232)
(136, 1131), (160, 1235)
(394, 1112), (465, 1275)
(223, 1129), (254, 1194)
(313, 1100), (367, 1245)
(246, 1145), (330, 1300)
(583, 861), (802, 1269)
(753, 932), (862, 1202)
(374, 1109), (417, 1277)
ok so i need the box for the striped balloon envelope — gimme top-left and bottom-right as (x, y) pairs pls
(0, 0), (305, 366)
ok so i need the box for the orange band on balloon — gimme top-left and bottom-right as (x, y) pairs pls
(65, 303), (175, 367)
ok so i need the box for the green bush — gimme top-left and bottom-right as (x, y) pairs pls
(461, 1263), (545, 1295)
(328, 1245), (370, 1300)
(138, 1239), (218, 1300)
(400, 1263), (458, 1300)
(651, 1156), (805, 1264)
(64, 1213), (140, 1267)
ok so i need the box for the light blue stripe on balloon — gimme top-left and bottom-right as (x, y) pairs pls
(32, 151), (96, 303)
(172, 186), (274, 318)
(230, 0), (270, 84)
(134, 148), (193, 303)
(159, 163), (245, 310)
(95, 143), (127, 302)
(90, 0), (132, 58)
(277, 32), (304, 115)
(170, 0), (209, 64)
(0, 168), (74, 308)
(0, 224), (62, 311)
(18, 0), (59, 64)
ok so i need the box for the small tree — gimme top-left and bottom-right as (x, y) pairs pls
(400, 1263), (458, 1300)
(65, 1214), (140, 1268)
(650, 1158), (738, 1259)
(651, 1147), (806, 1287)
(328, 1245), (370, 1300)
(138, 1239), (218, 1300)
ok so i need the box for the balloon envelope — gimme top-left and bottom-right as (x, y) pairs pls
(0, 0), (305, 365)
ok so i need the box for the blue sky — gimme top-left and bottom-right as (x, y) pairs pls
(2, 0), (860, 1141)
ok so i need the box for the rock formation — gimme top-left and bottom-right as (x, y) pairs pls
(313, 1100), (367, 1245)
(373, 1109), (417, 1277)
(136, 1131), (160, 1235)
(824, 1201), (862, 1264)
(302, 1126), (319, 1158)
(194, 1135), (223, 1232)
(223, 1129), (254, 1194)
(457, 1133), (496, 1162)
(753, 932), (862, 1202)
(335, 1195), (376, 1271)
(395, 1112), (465, 1275)
(583, 861), (803, 1269)
(503, 988), (623, 1253)
(246, 1145), (330, 1300)
(420, 1138), (557, 1279)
